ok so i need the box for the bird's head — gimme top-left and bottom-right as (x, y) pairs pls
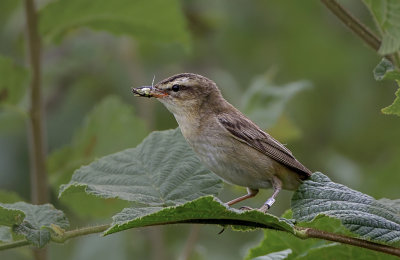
(132, 73), (222, 116)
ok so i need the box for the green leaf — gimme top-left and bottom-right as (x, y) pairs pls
(373, 58), (400, 116)
(242, 75), (311, 129)
(0, 204), (24, 227)
(0, 190), (24, 203)
(292, 172), (400, 244)
(382, 87), (400, 116)
(0, 0), (22, 28)
(48, 96), (148, 186)
(105, 196), (294, 235)
(373, 58), (400, 81)
(39, 0), (190, 47)
(0, 56), (29, 106)
(60, 128), (222, 207)
(48, 96), (148, 218)
(0, 227), (12, 243)
(0, 202), (69, 247)
(250, 249), (292, 260)
(363, 0), (400, 54)
(247, 212), (397, 260)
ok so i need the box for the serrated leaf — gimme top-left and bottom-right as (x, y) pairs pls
(382, 87), (400, 116)
(0, 202), (69, 248)
(246, 212), (397, 260)
(372, 59), (400, 116)
(48, 96), (148, 218)
(291, 172), (400, 244)
(373, 58), (400, 81)
(60, 128), (222, 207)
(0, 55), (28, 106)
(39, 0), (190, 47)
(0, 204), (24, 227)
(363, 0), (400, 54)
(242, 75), (311, 129)
(105, 196), (294, 235)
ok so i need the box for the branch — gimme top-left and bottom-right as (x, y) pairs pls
(0, 220), (398, 257)
(321, 0), (380, 51)
(295, 227), (400, 257)
(320, 0), (395, 63)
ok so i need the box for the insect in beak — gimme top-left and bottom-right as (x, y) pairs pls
(131, 86), (168, 98)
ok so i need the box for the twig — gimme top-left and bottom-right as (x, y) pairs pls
(0, 220), (399, 257)
(321, 0), (381, 51)
(320, 0), (395, 63)
(296, 227), (400, 257)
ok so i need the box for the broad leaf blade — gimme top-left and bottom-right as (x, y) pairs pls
(48, 96), (148, 218)
(247, 211), (398, 260)
(292, 172), (400, 244)
(105, 196), (294, 235)
(39, 0), (190, 46)
(0, 202), (69, 247)
(60, 128), (222, 207)
(241, 75), (311, 129)
(363, 0), (400, 54)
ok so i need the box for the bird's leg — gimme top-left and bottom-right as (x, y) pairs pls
(226, 188), (259, 206)
(258, 176), (282, 213)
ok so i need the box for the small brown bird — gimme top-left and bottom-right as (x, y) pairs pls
(132, 73), (312, 212)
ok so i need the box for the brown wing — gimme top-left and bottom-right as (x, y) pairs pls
(218, 114), (312, 179)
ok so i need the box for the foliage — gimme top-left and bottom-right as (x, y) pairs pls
(39, 0), (190, 46)
(1, 0), (400, 259)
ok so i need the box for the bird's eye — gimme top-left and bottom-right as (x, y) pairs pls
(171, 85), (180, 92)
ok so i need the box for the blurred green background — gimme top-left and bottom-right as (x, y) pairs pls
(1, 0), (399, 259)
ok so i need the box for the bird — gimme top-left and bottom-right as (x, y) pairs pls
(132, 73), (312, 212)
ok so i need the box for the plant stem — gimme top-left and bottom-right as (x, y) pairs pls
(51, 224), (110, 243)
(0, 220), (399, 257)
(321, 0), (381, 51)
(297, 227), (400, 257)
(25, 0), (48, 259)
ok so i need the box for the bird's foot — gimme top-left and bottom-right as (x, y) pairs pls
(239, 206), (254, 211)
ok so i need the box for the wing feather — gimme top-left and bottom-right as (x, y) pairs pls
(217, 114), (312, 179)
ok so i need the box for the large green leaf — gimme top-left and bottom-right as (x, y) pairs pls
(60, 128), (222, 207)
(48, 96), (148, 218)
(39, 0), (190, 46)
(0, 56), (28, 107)
(363, 0), (400, 54)
(0, 202), (69, 247)
(105, 196), (294, 235)
(241, 75), (311, 129)
(373, 58), (400, 116)
(292, 172), (400, 245)
(246, 212), (398, 260)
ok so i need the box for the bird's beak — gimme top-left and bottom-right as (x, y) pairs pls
(131, 86), (168, 98)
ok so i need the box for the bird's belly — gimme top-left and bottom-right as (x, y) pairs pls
(190, 137), (278, 189)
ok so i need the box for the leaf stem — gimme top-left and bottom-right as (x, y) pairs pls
(51, 224), (110, 243)
(296, 227), (400, 257)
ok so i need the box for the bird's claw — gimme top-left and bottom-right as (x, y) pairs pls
(239, 206), (253, 211)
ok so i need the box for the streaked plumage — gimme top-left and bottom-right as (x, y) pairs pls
(132, 73), (312, 212)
